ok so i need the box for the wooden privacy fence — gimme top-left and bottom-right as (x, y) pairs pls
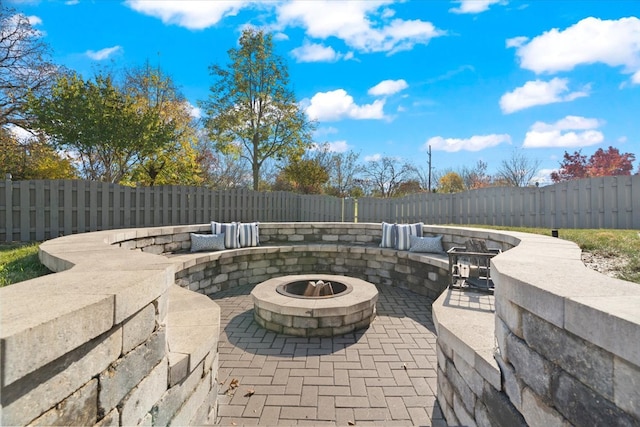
(1, 175), (638, 242)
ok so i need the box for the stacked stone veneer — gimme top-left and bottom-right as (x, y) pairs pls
(162, 223), (514, 301)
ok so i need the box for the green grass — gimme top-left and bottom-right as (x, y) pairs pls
(0, 243), (51, 287)
(468, 226), (640, 284)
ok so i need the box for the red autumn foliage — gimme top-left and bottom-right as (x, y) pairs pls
(551, 146), (636, 183)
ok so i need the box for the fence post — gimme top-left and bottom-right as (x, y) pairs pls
(4, 174), (12, 242)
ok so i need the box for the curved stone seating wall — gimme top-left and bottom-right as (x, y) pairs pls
(433, 231), (640, 426)
(0, 230), (220, 426)
(2, 221), (638, 426)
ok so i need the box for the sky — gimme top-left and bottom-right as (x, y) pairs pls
(10, 0), (640, 185)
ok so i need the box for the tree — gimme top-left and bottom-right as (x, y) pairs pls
(276, 158), (329, 194)
(28, 71), (180, 183)
(588, 146), (635, 177)
(551, 146), (636, 183)
(550, 150), (588, 183)
(360, 156), (415, 198)
(311, 143), (362, 197)
(0, 127), (76, 179)
(496, 149), (541, 187)
(202, 28), (314, 190)
(438, 171), (465, 193)
(460, 160), (492, 189)
(394, 179), (424, 197)
(1, 6), (57, 128)
(122, 62), (202, 186)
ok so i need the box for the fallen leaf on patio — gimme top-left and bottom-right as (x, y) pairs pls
(348, 421), (355, 425)
(245, 388), (255, 397)
(229, 378), (239, 389)
(403, 363), (407, 370)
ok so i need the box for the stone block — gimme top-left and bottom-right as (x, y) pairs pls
(155, 235), (173, 245)
(96, 408), (119, 427)
(495, 298), (523, 338)
(319, 315), (344, 328)
(474, 402), (492, 427)
(494, 354), (522, 410)
(522, 310), (613, 399)
(122, 303), (156, 354)
(505, 332), (551, 398)
(141, 245), (164, 255)
(482, 380), (527, 427)
(170, 371), (212, 426)
(99, 329), (166, 413)
(30, 379), (98, 426)
(120, 358), (168, 426)
(521, 387), (565, 427)
(453, 393), (477, 427)
(168, 352), (189, 387)
(613, 356), (640, 420)
(551, 371), (635, 426)
(293, 316), (319, 329)
(1, 327), (122, 426)
(153, 360), (205, 426)
(446, 359), (475, 415)
(453, 352), (484, 397)
(0, 278), (115, 387)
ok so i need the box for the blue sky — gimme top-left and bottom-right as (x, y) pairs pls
(11, 0), (640, 185)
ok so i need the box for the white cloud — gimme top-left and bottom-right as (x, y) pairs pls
(365, 153), (382, 162)
(505, 36), (528, 48)
(500, 78), (589, 114)
(27, 15), (42, 26)
(368, 79), (408, 96)
(633, 70), (640, 85)
(511, 17), (640, 81)
(530, 115), (602, 132)
(86, 46), (122, 60)
(304, 89), (386, 121)
(325, 141), (350, 153)
(6, 125), (33, 141)
(523, 115), (604, 148)
(532, 169), (556, 186)
(426, 134), (511, 152)
(276, 1), (444, 55)
(187, 103), (202, 119)
(126, 0), (252, 30)
(291, 40), (352, 63)
(449, 0), (501, 14)
(273, 32), (289, 41)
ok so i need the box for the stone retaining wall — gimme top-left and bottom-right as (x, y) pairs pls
(2, 222), (638, 426)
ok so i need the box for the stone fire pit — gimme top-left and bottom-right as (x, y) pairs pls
(251, 274), (378, 337)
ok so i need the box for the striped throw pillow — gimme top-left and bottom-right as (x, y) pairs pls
(239, 222), (260, 247)
(380, 222), (396, 248)
(210, 221), (240, 249)
(395, 222), (424, 250)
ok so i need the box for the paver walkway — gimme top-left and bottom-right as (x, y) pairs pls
(211, 284), (447, 426)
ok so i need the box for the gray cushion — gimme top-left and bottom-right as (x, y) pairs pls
(409, 235), (444, 254)
(190, 233), (226, 252)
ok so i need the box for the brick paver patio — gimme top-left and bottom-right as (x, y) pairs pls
(211, 283), (447, 426)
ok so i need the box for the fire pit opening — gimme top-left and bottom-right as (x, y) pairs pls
(276, 280), (352, 299)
